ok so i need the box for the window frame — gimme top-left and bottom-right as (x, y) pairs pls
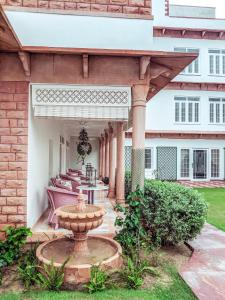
(145, 147), (153, 170)
(174, 96), (200, 124)
(209, 98), (225, 125)
(211, 148), (220, 178)
(208, 49), (225, 76)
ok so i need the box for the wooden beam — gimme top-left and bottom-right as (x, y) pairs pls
(82, 54), (89, 78)
(18, 51), (30, 76)
(139, 56), (151, 80)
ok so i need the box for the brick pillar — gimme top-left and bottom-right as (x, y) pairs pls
(131, 84), (148, 191)
(108, 125), (116, 199)
(116, 122), (125, 204)
(101, 134), (105, 179)
(104, 129), (109, 178)
(99, 138), (102, 179)
(0, 81), (28, 233)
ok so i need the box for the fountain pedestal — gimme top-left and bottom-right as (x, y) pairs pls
(36, 194), (122, 285)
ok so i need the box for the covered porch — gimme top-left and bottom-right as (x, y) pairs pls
(0, 6), (197, 233)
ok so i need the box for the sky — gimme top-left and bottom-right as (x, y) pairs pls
(170, 0), (225, 18)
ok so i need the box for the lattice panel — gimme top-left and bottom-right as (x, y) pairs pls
(32, 85), (131, 107)
(157, 147), (177, 180)
(32, 84), (131, 120)
(125, 146), (132, 170)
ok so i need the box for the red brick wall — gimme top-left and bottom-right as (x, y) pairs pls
(1, 0), (152, 16)
(0, 81), (28, 234)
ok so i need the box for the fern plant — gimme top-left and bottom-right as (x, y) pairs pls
(18, 243), (39, 290)
(36, 258), (69, 291)
(121, 256), (158, 289)
(86, 265), (108, 293)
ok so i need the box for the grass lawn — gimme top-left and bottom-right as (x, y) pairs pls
(0, 267), (196, 300)
(195, 188), (225, 232)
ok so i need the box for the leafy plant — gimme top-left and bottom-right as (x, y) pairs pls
(18, 243), (39, 289)
(115, 187), (150, 256)
(0, 226), (32, 268)
(36, 258), (69, 291)
(121, 256), (158, 289)
(125, 170), (132, 200)
(143, 180), (208, 247)
(86, 265), (108, 294)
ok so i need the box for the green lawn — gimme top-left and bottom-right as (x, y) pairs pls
(195, 188), (225, 232)
(0, 267), (195, 300)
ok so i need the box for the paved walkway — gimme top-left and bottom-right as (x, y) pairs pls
(178, 180), (225, 188)
(180, 224), (225, 300)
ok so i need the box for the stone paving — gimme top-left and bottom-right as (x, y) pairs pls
(180, 224), (225, 300)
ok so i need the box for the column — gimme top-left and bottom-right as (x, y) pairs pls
(116, 122), (125, 204)
(99, 138), (102, 179)
(101, 134), (105, 179)
(108, 125), (116, 198)
(104, 130), (109, 178)
(131, 84), (148, 191)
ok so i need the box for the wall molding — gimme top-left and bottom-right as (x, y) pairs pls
(154, 27), (225, 40)
(126, 131), (225, 140)
(165, 82), (225, 92)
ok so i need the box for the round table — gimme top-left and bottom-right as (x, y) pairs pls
(77, 185), (108, 204)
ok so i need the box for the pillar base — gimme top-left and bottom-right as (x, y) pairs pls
(108, 189), (116, 199)
(116, 198), (125, 205)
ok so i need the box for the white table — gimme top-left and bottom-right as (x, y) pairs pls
(77, 185), (108, 204)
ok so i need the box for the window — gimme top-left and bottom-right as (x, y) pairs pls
(209, 49), (225, 76)
(174, 48), (199, 74)
(211, 149), (220, 178)
(209, 98), (225, 124)
(180, 149), (190, 178)
(175, 96), (200, 123)
(145, 148), (152, 169)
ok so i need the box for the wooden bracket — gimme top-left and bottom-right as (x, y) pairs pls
(18, 51), (30, 77)
(149, 62), (171, 80)
(139, 56), (151, 80)
(82, 54), (89, 78)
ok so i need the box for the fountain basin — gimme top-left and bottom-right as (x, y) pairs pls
(55, 204), (105, 232)
(36, 235), (122, 285)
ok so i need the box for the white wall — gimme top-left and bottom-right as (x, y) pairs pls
(27, 102), (70, 227)
(146, 89), (225, 132)
(69, 137), (99, 175)
(152, 37), (225, 84)
(125, 138), (225, 180)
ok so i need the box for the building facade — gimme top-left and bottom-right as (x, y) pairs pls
(0, 0), (224, 231)
(125, 0), (225, 182)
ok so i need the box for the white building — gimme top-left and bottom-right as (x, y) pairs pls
(125, 0), (225, 181)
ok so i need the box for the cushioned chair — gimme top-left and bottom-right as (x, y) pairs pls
(47, 186), (78, 229)
(55, 179), (72, 191)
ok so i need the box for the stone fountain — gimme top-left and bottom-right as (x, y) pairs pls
(36, 194), (122, 285)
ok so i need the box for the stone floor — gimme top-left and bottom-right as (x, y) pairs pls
(178, 180), (225, 188)
(30, 190), (117, 242)
(180, 224), (225, 300)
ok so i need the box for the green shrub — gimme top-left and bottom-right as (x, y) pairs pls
(143, 180), (208, 247)
(125, 170), (132, 200)
(120, 256), (158, 289)
(86, 265), (108, 293)
(0, 226), (32, 268)
(18, 243), (39, 289)
(37, 258), (69, 291)
(115, 187), (150, 256)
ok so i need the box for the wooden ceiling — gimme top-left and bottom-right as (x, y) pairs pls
(0, 7), (21, 51)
